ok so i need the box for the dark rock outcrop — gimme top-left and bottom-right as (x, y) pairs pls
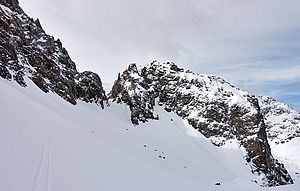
(0, 0), (107, 106)
(110, 61), (293, 186)
(75, 71), (106, 108)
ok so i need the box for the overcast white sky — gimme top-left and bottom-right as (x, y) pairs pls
(20, 0), (300, 110)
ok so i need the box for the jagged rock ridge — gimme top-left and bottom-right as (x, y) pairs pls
(0, 0), (107, 107)
(1, 0), (299, 188)
(110, 61), (294, 186)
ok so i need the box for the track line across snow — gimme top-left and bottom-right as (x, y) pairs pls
(31, 138), (52, 191)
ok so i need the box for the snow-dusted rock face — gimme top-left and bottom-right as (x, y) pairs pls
(110, 61), (293, 186)
(1, 0), (299, 188)
(0, 0), (107, 107)
(259, 96), (300, 144)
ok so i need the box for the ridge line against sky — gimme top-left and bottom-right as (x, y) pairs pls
(19, 0), (300, 111)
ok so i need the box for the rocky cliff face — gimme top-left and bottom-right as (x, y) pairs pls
(0, 0), (107, 107)
(110, 61), (294, 186)
(1, 0), (298, 187)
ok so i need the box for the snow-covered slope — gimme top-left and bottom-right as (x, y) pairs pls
(1, 0), (300, 190)
(1, 78), (299, 191)
(0, 78), (252, 190)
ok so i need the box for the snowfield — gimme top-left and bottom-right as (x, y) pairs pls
(0, 78), (299, 191)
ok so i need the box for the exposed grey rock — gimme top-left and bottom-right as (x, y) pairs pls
(110, 61), (293, 186)
(0, 0), (107, 105)
(75, 71), (106, 108)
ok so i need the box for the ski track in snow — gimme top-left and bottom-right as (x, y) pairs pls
(31, 138), (52, 191)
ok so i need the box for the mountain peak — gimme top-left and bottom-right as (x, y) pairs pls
(110, 61), (294, 186)
(1, 0), (299, 188)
